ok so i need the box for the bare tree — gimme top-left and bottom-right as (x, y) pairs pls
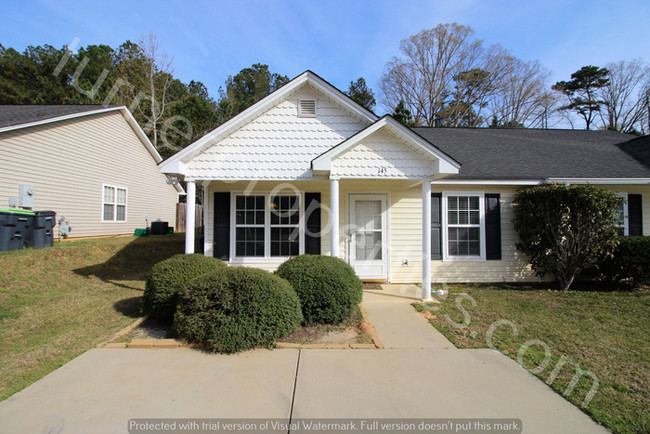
(490, 59), (551, 128)
(116, 33), (175, 148)
(380, 23), (483, 126)
(379, 24), (550, 129)
(599, 59), (650, 134)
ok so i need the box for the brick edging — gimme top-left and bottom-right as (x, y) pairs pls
(101, 303), (384, 350)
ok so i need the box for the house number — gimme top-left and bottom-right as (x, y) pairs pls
(377, 167), (387, 175)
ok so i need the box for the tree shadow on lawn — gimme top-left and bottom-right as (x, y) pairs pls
(73, 234), (184, 291)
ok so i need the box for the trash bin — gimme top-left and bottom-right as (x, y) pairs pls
(0, 208), (35, 252)
(26, 211), (56, 249)
(150, 221), (169, 236)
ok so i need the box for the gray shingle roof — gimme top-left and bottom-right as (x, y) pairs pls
(0, 105), (120, 129)
(412, 127), (650, 179)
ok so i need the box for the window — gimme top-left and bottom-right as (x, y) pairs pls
(270, 196), (300, 256)
(616, 193), (628, 236)
(103, 185), (127, 222)
(443, 193), (484, 259)
(235, 195), (265, 257)
(234, 194), (301, 258)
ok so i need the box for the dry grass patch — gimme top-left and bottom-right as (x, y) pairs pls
(0, 234), (184, 400)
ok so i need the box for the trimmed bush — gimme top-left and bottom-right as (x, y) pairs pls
(597, 236), (650, 287)
(142, 254), (225, 320)
(275, 254), (363, 325)
(174, 267), (302, 353)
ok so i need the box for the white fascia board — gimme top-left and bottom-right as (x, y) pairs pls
(546, 178), (650, 185)
(160, 71), (379, 174)
(312, 116), (461, 174)
(0, 106), (123, 134)
(431, 179), (545, 185)
(118, 107), (164, 164)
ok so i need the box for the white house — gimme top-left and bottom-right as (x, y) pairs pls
(0, 105), (182, 238)
(160, 71), (650, 299)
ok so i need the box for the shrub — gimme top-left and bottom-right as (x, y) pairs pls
(512, 184), (623, 291)
(597, 236), (650, 287)
(174, 267), (302, 353)
(275, 254), (363, 325)
(142, 254), (225, 320)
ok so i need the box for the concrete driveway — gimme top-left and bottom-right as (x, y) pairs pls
(0, 288), (607, 434)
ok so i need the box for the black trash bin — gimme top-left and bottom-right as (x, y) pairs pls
(0, 209), (35, 252)
(150, 221), (169, 236)
(26, 211), (56, 249)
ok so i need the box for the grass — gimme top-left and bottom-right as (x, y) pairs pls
(0, 234), (184, 401)
(413, 283), (650, 434)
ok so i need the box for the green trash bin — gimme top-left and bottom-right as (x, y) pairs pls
(0, 208), (35, 252)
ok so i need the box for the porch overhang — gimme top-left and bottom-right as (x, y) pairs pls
(311, 116), (460, 179)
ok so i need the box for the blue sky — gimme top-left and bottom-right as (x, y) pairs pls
(2, 0), (649, 113)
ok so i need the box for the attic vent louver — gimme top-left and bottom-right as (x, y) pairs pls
(298, 99), (316, 117)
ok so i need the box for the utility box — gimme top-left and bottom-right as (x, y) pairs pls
(150, 221), (169, 236)
(0, 208), (35, 251)
(19, 184), (35, 209)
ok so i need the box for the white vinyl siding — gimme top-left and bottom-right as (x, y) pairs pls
(0, 111), (178, 237)
(102, 185), (127, 222)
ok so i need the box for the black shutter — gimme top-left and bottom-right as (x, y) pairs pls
(485, 194), (502, 260)
(628, 194), (643, 236)
(213, 192), (230, 260)
(431, 193), (442, 260)
(304, 193), (321, 254)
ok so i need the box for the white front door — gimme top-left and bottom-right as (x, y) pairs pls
(348, 194), (388, 280)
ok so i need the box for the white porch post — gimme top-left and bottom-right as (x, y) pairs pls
(202, 181), (209, 256)
(330, 178), (339, 257)
(185, 180), (196, 254)
(422, 180), (432, 301)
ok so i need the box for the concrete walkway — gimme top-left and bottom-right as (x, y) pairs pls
(0, 287), (608, 434)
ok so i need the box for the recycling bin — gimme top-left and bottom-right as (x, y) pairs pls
(0, 209), (35, 252)
(26, 211), (56, 249)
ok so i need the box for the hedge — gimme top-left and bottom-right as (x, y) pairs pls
(275, 254), (363, 325)
(174, 267), (302, 353)
(142, 254), (225, 320)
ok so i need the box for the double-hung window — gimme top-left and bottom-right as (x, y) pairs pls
(443, 192), (484, 260)
(103, 185), (127, 222)
(234, 194), (301, 258)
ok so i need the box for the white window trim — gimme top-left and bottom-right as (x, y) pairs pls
(442, 191), (486, 262)
(617, 192), (629, 236)
(229, 192), (305, 262)
(102, 184), (128, 223)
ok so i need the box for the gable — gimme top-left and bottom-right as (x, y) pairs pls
(331, 128), (438, 179)
(183, 83), (372, 180)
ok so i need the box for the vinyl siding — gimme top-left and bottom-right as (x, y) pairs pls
(204, 181), (650, 282)
(0, 111), (178, 238)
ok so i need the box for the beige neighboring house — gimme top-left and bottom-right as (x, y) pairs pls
(0, 105), (182, 238)
(161, 71), (650, 295)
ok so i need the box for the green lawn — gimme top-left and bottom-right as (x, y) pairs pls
(0, 234), (184, 401)
(414, 284), (650, 434)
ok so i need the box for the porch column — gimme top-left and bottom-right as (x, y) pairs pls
(330, 178), (339, 257)
(422, 180), (432, 301)
(185, 180), (196, 254)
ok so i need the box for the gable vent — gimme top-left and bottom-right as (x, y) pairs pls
(298, 99), (317, 117)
